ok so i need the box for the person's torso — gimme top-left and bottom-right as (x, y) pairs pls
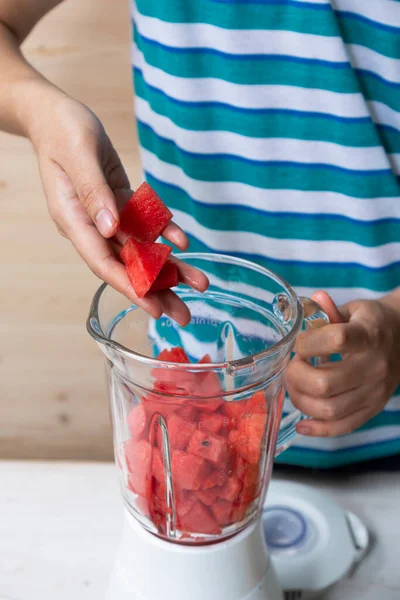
(131, 0), (400, 467)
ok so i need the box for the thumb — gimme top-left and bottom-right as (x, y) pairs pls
(66, 150), (120, 238)
(311, 290), (347, 324)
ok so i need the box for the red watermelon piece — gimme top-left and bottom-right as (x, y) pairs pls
(168, 414), (194, 451)
(248, 390), (268, 415)
(125, 439), (152, 498)
(196, 487), (219, 506)
(198, 412), (225, 434)
(222, 399), (249, 423)
(187, 430), (228, 467)
(218, 476), (242, 503)
(157, 347), (190, 363)
(211, 499), (234, 527)
(172, 450), (211, 491)
(151, 260), (179, 292)
(178, 501), (221, 535)
(238, 413), (267, 465)
(201, 468), (229, 490)
(128, 404), (149, 441)
(119, 182), (173, 243)
(231, 502), (249, 524)
(121, 238), (172, 298)
(175, 489), (197, 518)
(178, 405), (199, 422)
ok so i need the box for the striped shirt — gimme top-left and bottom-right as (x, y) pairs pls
(131, 0), (400, 467)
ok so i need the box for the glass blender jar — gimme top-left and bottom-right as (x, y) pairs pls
(87, 253), (329, 600)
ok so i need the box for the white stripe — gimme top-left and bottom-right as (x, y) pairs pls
(292, 425), (400, 450)
(367, 101), (400, 133)
(385, 395), (400, 412)
(333, 0), (400, 28)
(347, 44), (400, 85)
(136, 96), (391, 172)
(141, 148), (400, 220)
(134, 9), (348, 63)
(133, 43), (369, 118)
(172, 208), (400, 268)
(294, 287), (385, 303)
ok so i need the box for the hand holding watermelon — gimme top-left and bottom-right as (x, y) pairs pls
(115, 183), (209, 326)
(30, 97), (206, 326)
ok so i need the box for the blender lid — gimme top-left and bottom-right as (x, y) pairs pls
(263, 480), (369, 597)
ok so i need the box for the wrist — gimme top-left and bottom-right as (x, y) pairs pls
(13, 76), (67, 143)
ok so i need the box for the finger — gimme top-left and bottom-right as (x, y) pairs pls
(311, 291), (347, 324)
(64, 145), (120, 238)
(162, 222), (189, 251)
(68, 219), (164, 319)
(156, 289), (191, 327)
(113, 189), (189, 250)
(296, 405), (377, 438)
(170, 257), (210, 292)
(295, 321), (369, 359)
(289, 382), (371, 422)
(285, 357), (365, 398)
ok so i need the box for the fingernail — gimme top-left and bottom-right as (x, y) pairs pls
(297, 424), (311, 436)
(96, 208), (116, 237)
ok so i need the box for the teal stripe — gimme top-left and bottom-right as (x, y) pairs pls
(134, 27), (358, 93)
(135, 27), (400, 111)
(135, 0), (340, 36)
(357, 71), (400, 113)
(275, 438), (400, 468)
(338, 13), (400, 59)
(358, 410), (400, 431)
(138, 122), (400, 199)
(134, 68), (383, 148)
(378, 126), (400, 154)
(182, 233), (399, 292)
(147, 175), (400, 247)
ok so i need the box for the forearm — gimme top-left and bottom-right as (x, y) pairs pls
(0, 0), (65, 137)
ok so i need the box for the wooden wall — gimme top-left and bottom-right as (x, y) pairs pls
(0, 0), (141, 459)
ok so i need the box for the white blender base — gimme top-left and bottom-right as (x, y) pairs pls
(107, 510), (283, 600)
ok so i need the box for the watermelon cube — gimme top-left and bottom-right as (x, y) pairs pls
(178, 405), (199, 422)
(156, 347), (190, 363)
(121, 238), (172, 298)
(178, 501), (221, 535)
(119, 182), (173, 243)
(168, 414), (194, 451)
(151, 260), (179, 292)
(175, 488), (197, 518)
(238, 414), (267, 465)
(222, 398), (249, 423)
(231, 502), (249, 524)
(248, 390), (268, 415)
(201, 468), (229, 490)
(196, 487), (219, 506)
(125, 439), (152, 498)
(172, 450), (211, 491)
(211, 499), (234, 527)
(218, 476), (242, 503)
(187, 430), (228, 467)
(128, 404), (149, 441)
(198, 412), (225, 434)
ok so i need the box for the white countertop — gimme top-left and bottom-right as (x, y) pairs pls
(0, 461), (399, 600)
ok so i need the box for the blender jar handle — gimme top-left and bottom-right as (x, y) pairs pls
(275, 297), (330, 456)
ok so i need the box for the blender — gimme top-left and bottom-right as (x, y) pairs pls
(87, 253), (368, 600)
